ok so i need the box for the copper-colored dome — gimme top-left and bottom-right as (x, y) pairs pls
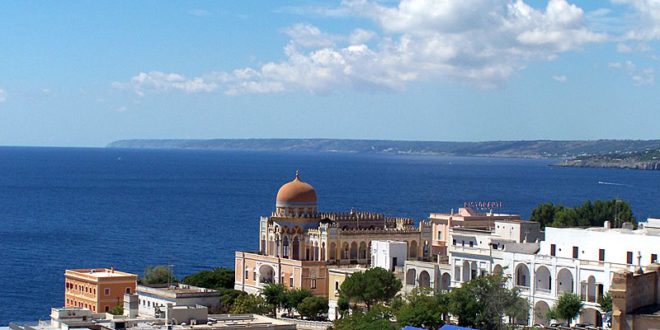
(276, 171), (317, 205)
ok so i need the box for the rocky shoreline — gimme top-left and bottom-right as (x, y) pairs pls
(559, 158), (660, 170)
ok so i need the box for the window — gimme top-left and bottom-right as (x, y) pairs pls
(469, 241), (474, 247)
(126, 287), (131, 294)
(652, 254), (658, 263)
(437, 230), (442, 240)
(289, 277), (294, 287)
(245, 269), (249, 279)
(335, 281), (339, 291)
(452, 239), (456, 246)
(105, 306), (109, 312)
(461, 240), (465, 246)
(550, 244), (556, 256)
(104, 288), (110, 296)
(572, 246), (579, 258)
(310, 279), (317, 289)
(627, 251), (633, 264)
(253, 271), (257, 281)
(599, 249), (605, 262)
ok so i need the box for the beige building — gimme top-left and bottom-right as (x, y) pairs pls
(327, 267), (365, 321)
(235, 171), (431, 296)
(428, 207), (523, 257)
(64, 268), (137, 313)
(611, 263), (660, 330)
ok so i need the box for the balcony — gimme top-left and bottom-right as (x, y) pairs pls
(534, 287), (551, 296)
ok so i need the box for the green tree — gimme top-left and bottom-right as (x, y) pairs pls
(333, 304), (398, 330)
(108, 304), (123, 315)
(297, 296), (328, 320)
(340, 267), (402, 310)
(337, 295), (350, 317)
(261, 283), (287, 316)
(504, 294), (530, 325)
(546, 307), (559, 324)
(181, 268), (234, 290)
(142, 265), (176, 285)
(598, 292), (612, 313)
(530, 199), (636, 229)
(448, 274), (523, 330)
(231, 293), (270, 315)
(395, 288), (446, 330)
(553, 293), (583, 326)
(284, 288), (313, 316)
(530, 203), (561, 229)
(218, 289), (246, 313)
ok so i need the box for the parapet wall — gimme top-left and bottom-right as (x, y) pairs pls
(611, 263), (660, 330)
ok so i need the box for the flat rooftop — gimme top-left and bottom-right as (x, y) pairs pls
(66, 268), (137, 278)
(138, 284), (218, 295)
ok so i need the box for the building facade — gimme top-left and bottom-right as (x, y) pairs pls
(404, 212), (660, 327)
(136, 283), (221, 317)
(64, 268), (137, 313)
(234, 172), (431, 296)
(371, 240), (407, 272)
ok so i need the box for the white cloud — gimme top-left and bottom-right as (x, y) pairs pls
(0, 89), (6, 103)
(348, 28), (376, 44)
(112, 71), (219, 96)
(116, 0), (609, 95)
(616, 42), (652, 53)
(553, 75), (568, 83)
(609, 60), (655, 85)
(115, 106), (128, 112)
(613, 0), (660, 40)
(282, 23), (336, 48)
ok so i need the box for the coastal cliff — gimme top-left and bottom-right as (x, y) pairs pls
(107, 139), (660, 170)
(560, 149), (660, 170)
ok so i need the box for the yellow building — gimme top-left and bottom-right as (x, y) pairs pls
(64, 268), (138, 313)
(235, 171), (431, 296)
(327, 268), (364, 321)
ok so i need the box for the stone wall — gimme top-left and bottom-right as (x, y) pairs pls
(611, 263), (660, 330)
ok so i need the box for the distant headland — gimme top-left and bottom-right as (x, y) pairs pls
(107, 138), (660, 170)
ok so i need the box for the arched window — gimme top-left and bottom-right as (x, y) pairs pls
(292, 236), (300, 260)
(283, 236), (290, 258)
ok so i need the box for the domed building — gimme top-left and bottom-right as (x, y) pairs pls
(235, 171), (431, 297)
(274, 170), (317, 217)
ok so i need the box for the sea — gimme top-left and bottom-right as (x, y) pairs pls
(1, 147), (659, 324)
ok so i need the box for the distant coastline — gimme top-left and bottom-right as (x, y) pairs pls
(558, 149), (660, 171)
(107, 138), (660, 170)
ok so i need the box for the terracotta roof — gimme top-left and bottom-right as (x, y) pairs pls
(276, 171), (317, 204)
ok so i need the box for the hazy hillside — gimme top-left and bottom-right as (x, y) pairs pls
(107, 138), (660, 160)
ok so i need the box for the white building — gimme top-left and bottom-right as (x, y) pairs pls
(137, 284), (221, 317)
(403, 215), (660, 327)
(371, 240), (407, 272)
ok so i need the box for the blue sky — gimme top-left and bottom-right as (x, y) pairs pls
(0, 0), (659, 147)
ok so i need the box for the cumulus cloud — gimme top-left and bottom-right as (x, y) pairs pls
(609, 60), (655, 85)
(613, 0), (660, 40)
(116, 0), (609, 96)
(282, 23), (337, 48)
(0, 89), (6, 103)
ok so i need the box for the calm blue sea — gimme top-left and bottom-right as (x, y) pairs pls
(1, 147), (659, 324)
